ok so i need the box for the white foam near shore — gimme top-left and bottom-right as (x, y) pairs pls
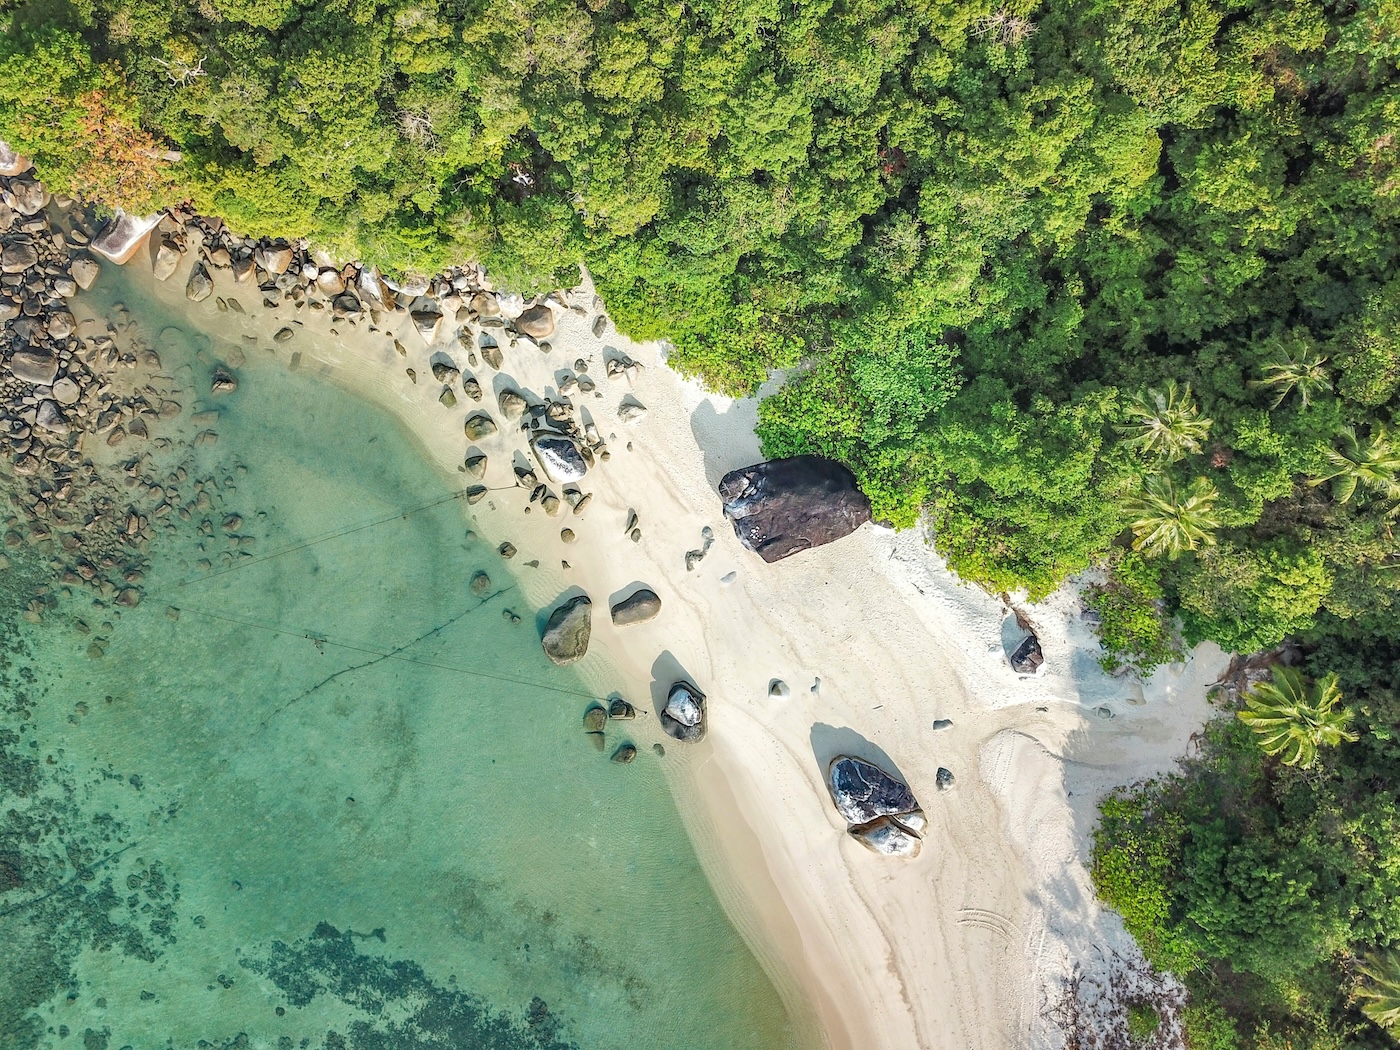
(115, 254), (1228, 1050)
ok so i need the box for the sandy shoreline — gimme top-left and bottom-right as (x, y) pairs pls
(92, 251), (1229, 1050)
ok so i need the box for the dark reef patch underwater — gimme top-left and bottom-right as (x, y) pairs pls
(0, 267), (800, 1050)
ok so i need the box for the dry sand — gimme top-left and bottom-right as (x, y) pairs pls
(115, 254), (1230, 1050)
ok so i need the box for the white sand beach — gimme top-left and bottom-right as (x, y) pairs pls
(109, 252), (1229, 1050)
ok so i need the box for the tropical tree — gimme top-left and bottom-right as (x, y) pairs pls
(1126, 475), (1221, 557)
(1251, 346), (1332, 408)
(1309, 425), (1400, 504)
(1237, 666), (1358, 768)
(1118, 381), (1213, 461)
(1356, 950), (1400, 1035)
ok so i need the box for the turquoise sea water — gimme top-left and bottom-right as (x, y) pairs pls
(0, 269), (802, 1049)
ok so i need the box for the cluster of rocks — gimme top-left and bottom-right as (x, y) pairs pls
(582, 696), (637, 762)
(1, 167), (112, 468)
(0, 165), (271, 647)
(826, 755), (927, 858)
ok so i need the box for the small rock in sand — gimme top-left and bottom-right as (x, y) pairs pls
(464, 455), (487, 479)
(608, 697), (635, 720)
(498, 541), (517, 559)
(470, 571), (491, 596)
(583, 705), (607, 733)
(932, 718), (953, 731)
(611, 743), (637, 764)
(936, 767), (955, 790)
(768, 679), (790, 698)
(71, 256), (102, 290)
(560, 528), (575, 543)
(617, 398), (647, 424)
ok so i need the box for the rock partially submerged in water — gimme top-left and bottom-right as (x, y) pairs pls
(530, 432), (587, 483)
(8, 349), (59, 386)
(661, 682), (706, 742)
(541, 594), (592, 665)
(827, 755), (925, 858)
(719, 456), (871, 563)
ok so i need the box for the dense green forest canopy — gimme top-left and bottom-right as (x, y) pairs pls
(3, 0), (1397, 648)
(4, 1), (1400, 1044)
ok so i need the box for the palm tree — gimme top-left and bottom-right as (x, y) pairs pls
(1126, 475), (1222, 557)
(1356, 950), (1400, 1035)
(1119, 380), (1214, 461)
(1251, 347), (1331, 409)
(1309, 425), (1400, 505)
(1237, 666), (1358, 768)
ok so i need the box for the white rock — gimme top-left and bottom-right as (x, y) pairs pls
(51, 378), (80, 405)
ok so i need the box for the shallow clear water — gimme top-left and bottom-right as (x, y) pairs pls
(0, 269), (801, 1049)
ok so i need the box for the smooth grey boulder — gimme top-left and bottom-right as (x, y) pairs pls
(186, 264), (213, 302)
(531, 432), (587, 483)
(541, 594), (592, 665)
(610, 588), (661, 626)
(1, 242), (37, 273)
(316, 269), (346, 296)
(827, 755), (925, 858)
(1010, 632), (1043, 674)
(152, 241), (181, 281)
(51, 377), (80, 406)
(9, 178), (47, 215)
(661, 681), (706, 742)
(8, 350), (59, 386)
(719, 456), (871, 563)
(69, 255), (101, 290)
(34, 400), (68, 434)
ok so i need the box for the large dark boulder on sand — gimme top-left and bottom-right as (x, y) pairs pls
(719, 456), (871, 563)
(541, 595), (592, 665)
(1010, 631), (1044, 674)
(827, 755), (926, 858)
(661, 682), (706, 742)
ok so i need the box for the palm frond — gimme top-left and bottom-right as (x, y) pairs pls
(1238, 667), (1358, 768)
